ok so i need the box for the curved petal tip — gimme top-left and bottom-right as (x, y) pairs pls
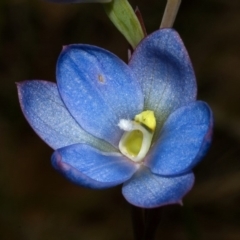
(51, 144), (138, 189)
(122, 167), (194, 208)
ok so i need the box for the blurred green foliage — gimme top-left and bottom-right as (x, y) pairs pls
(0, 0), (240, 239)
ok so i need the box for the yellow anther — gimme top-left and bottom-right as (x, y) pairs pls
(123, 130), (143, 157)
(134, 110), (156, 131)
(118, 110), (156, 162)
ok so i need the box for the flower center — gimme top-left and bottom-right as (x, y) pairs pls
(118, 110), (156, 163)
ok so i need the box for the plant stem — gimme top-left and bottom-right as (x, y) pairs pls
(131, 205), (163, 240)
(160, 0), (182, 29)
(131, 206), (144, 240)
(143, 208), (163, 240)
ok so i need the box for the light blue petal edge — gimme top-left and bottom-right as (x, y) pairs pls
(145, 101), (213, 176)
(129, 28), (197, 141)
(51, 143), (138, 189)
(57, 44), (143, 147)
(122, 167), (195, 208)
(17, 80), (116, 152)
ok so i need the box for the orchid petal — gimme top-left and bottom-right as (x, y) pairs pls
(57, 44), (143, 147)
(51, 144), (138, 189)
(122, 167), (194, 208)
(17, 80), (115, 152)
(145, 101), (213, 176)
(129, 29), (197, 140)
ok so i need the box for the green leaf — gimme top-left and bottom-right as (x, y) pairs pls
(103, 0), (144, 49)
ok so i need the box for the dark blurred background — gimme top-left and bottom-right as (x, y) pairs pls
(0, 0), (240, 239)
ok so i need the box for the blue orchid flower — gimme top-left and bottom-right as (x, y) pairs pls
(17, 29), (213, 208)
